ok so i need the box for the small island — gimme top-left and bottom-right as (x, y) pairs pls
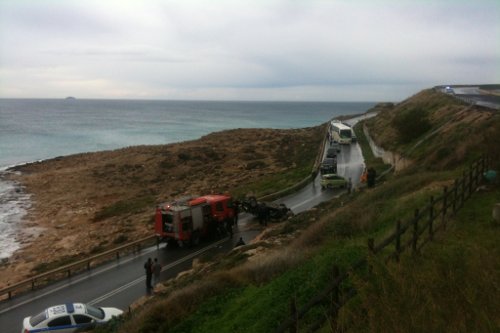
(65, 96), (76, 100)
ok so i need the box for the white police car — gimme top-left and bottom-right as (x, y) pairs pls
(21, 302), (123, 333)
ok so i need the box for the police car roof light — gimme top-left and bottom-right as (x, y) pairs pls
(66, 303), (75, 313)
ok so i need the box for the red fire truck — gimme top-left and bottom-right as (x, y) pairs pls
(155, 194), (236, 247)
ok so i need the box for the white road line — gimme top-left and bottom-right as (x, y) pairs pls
(0, 238), (227, 314)
(88, 238), (228, 305)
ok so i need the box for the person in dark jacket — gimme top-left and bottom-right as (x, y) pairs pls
(235, 237), (245, 247)
(233, 200), (240, 225)
(226, 218), (233, 238)
(144, 258), (153, 290)
(367, 167), (376, 188)
(258, 203), (268, 226)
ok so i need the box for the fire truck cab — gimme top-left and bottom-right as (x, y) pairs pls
(155, 194), (235, 247)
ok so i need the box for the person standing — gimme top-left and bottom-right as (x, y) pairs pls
(235, 237), (245, 247)
(258, 203), (266, 226)
(233, 200), (240, 225)
(367, 167), (376, 188)
(226, 218), (233, 238)
(153, 258), (162, 286)
(144, 258), (153, 290)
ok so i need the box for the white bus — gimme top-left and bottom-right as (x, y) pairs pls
(330, 121), (353, 144)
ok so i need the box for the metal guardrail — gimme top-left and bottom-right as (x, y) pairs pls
(0, 235), (157, 300)
(0, 122), (333, 302)
(259, 124), (329, 202)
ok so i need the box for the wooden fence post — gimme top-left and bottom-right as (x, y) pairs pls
(368, 238), (375, 254)
(367, 238), (374, 274)
(468, 166), (473, 197)
(461, 172), (466, 208)
(442, 186), (448, 230)
(473, 160), (479, 189)
(395, 220), (401, 262)
(452, 179), (458, 214)
(412, 209), (419, 254)
(429, 196), (434, 241)
(290, 296), (298, 333)
(330, 265), (340, 332)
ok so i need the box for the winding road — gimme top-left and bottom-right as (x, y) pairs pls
(0, 115), (370, 333)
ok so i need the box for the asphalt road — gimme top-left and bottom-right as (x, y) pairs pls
(444, 86), (500, 110)
(0, 117), (367, 333)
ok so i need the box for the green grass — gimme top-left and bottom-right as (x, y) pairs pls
(230, 128), (323, 198)
(96, 92), (498, 333)
(344, 184), (500, 332)
(168, 243), (366, 333)
(103, 178), (491, 333)
(115, 168), (468, 333)
(231, 166), (313, 198)
(353, 122), (389, 177)
(108, 156), (489, 333)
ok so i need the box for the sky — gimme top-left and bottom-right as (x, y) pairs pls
(0, 0), (499, 102)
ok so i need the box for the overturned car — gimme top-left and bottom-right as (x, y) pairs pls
(240, 196), (293, 221)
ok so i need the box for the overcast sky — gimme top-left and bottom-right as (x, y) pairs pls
(0, 0), (498, 101)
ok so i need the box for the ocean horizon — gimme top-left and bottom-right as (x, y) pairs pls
(0, 98), (376, 259)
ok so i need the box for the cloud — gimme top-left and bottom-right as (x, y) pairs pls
(0, 0), (499, 101)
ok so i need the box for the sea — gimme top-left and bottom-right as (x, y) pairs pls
(0, 98), (375, 259)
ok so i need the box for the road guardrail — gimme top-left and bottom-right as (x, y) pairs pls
(0, 235), (157, 301)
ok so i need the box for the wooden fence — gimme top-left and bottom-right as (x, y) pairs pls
(0, 235), (158, 301)
(276, 155), (489, 332)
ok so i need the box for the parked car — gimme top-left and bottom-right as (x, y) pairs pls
(320, 159), (337, 174)
(326, 147), (339, 158)
(330, 141), (341, 153)
(320, 174), (348, 189)
(21, 303), (123, 333)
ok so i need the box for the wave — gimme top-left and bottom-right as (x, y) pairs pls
(0, 169), (32, 260)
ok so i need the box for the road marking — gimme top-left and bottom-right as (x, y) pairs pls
(88, 238), (228, 305)
(0, 238), (227, 315)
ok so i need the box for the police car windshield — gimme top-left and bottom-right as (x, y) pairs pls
(29, 311), (47, 326)
(86, 304), (105, 319)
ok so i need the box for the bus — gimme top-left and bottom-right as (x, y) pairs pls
(330, 121), (353, 144)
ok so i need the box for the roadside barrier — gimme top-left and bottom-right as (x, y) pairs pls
(258, 123), (329, 202)
(0, 118), (343, 304)
(276, 155), (489, 332)
(0, 123), (330, 302)
(0, 235), (157, 301)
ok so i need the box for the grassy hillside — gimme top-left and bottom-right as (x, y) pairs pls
(97, 89), (499, 333)
(364, 89), (500, 169)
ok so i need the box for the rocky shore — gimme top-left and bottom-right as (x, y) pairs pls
(0, 126), (323, 289)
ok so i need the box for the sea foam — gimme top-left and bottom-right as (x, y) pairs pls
(0, 170), (31, 260)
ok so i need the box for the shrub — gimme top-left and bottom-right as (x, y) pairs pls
(246, 161), (267, 170)
(392, 107), (432, 144)
(113, 234), (128, 244)
(178, 152), (191, 161)
(93, 196), (154, 221)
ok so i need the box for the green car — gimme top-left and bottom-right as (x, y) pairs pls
(320, 174), (348, 189)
